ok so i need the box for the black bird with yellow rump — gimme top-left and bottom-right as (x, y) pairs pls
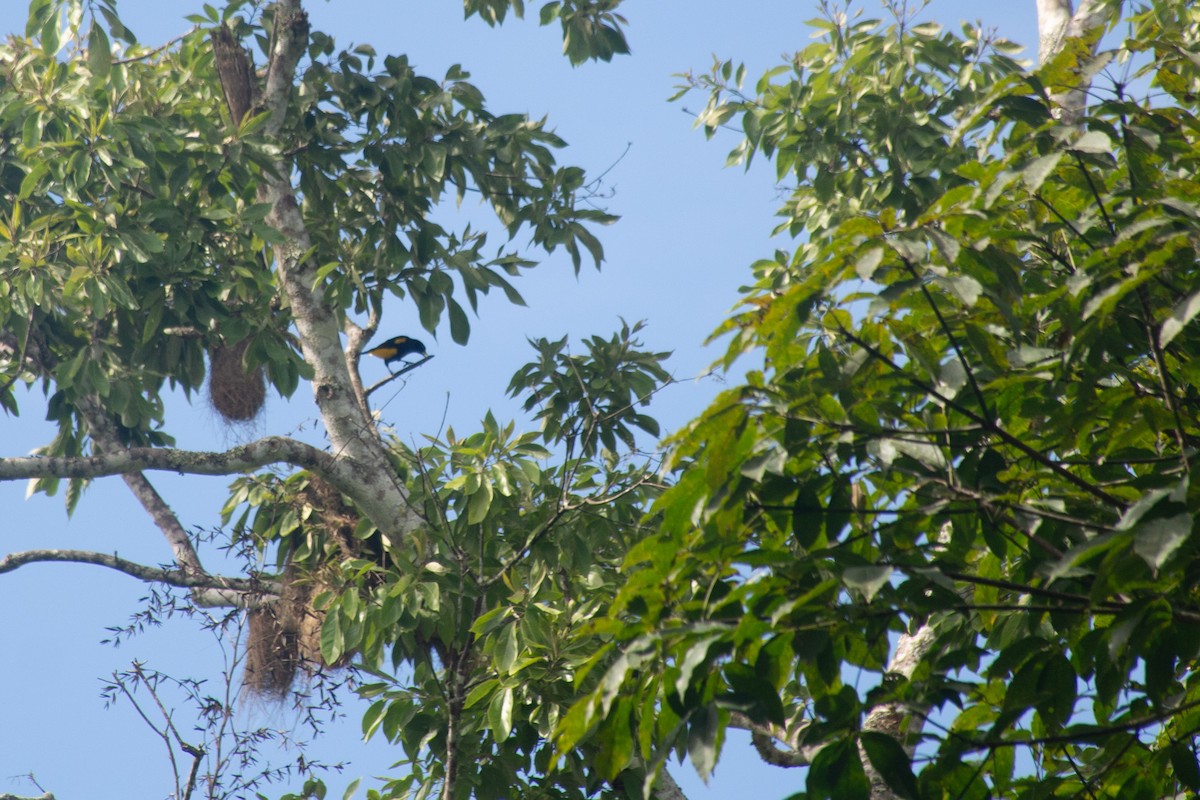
(365, 335), (428, 373)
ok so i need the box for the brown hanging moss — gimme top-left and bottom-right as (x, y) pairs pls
(242, 567), (347, 698)
(242, 475), (367, 698)
(208, 338), (265, 422)
(242, 597), (301, 698)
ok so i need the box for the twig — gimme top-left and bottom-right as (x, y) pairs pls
(112, 28), (197, 65)
(365, 354), (434, 398)
(835, 325), (1123, 509)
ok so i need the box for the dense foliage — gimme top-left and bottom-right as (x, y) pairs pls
(0, 0), (615, 456)
(560, 4), (1200, 799)
(0, 1), (667, 799)
(13, 1), (1200, 799)
(228, 323), (670, 800)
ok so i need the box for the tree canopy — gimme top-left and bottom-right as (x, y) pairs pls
(8, 1), (1200, 800)
(560, 2), (1200, 799)
(0, 1), (664, 798)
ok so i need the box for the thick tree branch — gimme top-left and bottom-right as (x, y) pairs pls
(728, 711), (819, 768)
(0, 548), (276, 608)
(861, 624), (938, 800)
(77, 396), (208, 577)
(5, 339), (211, 581)
(0, 548), (255, 590)
(121, 471), (206, 574)
(652, 769), (688, 800)
(5, 337), (210, 578)
(0, 435), (341, 484)
(1035, 0), (1114, 123)
(207, 0), (423, 548)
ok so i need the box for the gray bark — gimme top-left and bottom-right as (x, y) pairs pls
(1035, 0), (1114, 123)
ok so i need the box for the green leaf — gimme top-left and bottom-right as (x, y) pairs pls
(87, 21), (110, 80)
(321, 610), (345, 665)
(887, 235), (926, 263)
(1036, 652), (1076, 730)
(926, 227), (960, 265)
(448, 297), (470, 345)
(594, 695), (635, 779)
(935, 274), (982, 307)
(496, 623), (519, 674)
(860, 732), (920, 800)
(1171, 741), (1200, 791)
(1068, 130), (1112, 154)
(466, 479), (493, 524)
(18, 162), (49, 200)
(686, 704), (720, 781)
(842, 565), (893, 602)
(487, 685), (515, 741)
(1160, 288), (1200, 347)
(362, 699), (387, 740)
(1133, 514), (1192, 573)
(1021, 152), (1062, 191)
(809, 737), (870, 800)
(856, 247), (884, 280)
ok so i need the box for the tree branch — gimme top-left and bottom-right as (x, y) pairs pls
(207, 0), (424, 549)
(0, 548), (266, 597)
(728, 711), (818, 768)
(651, 769), (688, 800)
(0, 434), (345, 487)
(861, 623), (938, 800)
(364, 354), (435, 398)
(121, 471), (207, 573)
(836, 324), (1123, 509)
(1036, 0), (1114, 123)
(6, 335), (215, 588)
(76, 396), (208, 577)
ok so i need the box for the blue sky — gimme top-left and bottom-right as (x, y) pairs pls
(0, 2), (1040, 798)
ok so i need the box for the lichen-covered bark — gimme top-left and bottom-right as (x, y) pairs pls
(210, 1), (422, 547)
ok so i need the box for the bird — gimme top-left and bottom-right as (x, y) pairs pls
(365, 335), (427, 372)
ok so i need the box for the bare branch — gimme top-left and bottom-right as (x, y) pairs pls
(180, 741), (205, 800)
(365, 354), (435, 398)
(728, 711), (819, 768)
(113, 28), (197, 66)
(121, 471), (207, 574)
(0, 548), (264, 594)
(5, 332), (212, 582)
(76, 396), (209, 576)
(0, 434), (346, 487)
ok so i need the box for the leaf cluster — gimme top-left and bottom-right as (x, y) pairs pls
(0, 0), (622, 501)
(560, 5), (1200, 799)
(223, 327), (670, 800)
